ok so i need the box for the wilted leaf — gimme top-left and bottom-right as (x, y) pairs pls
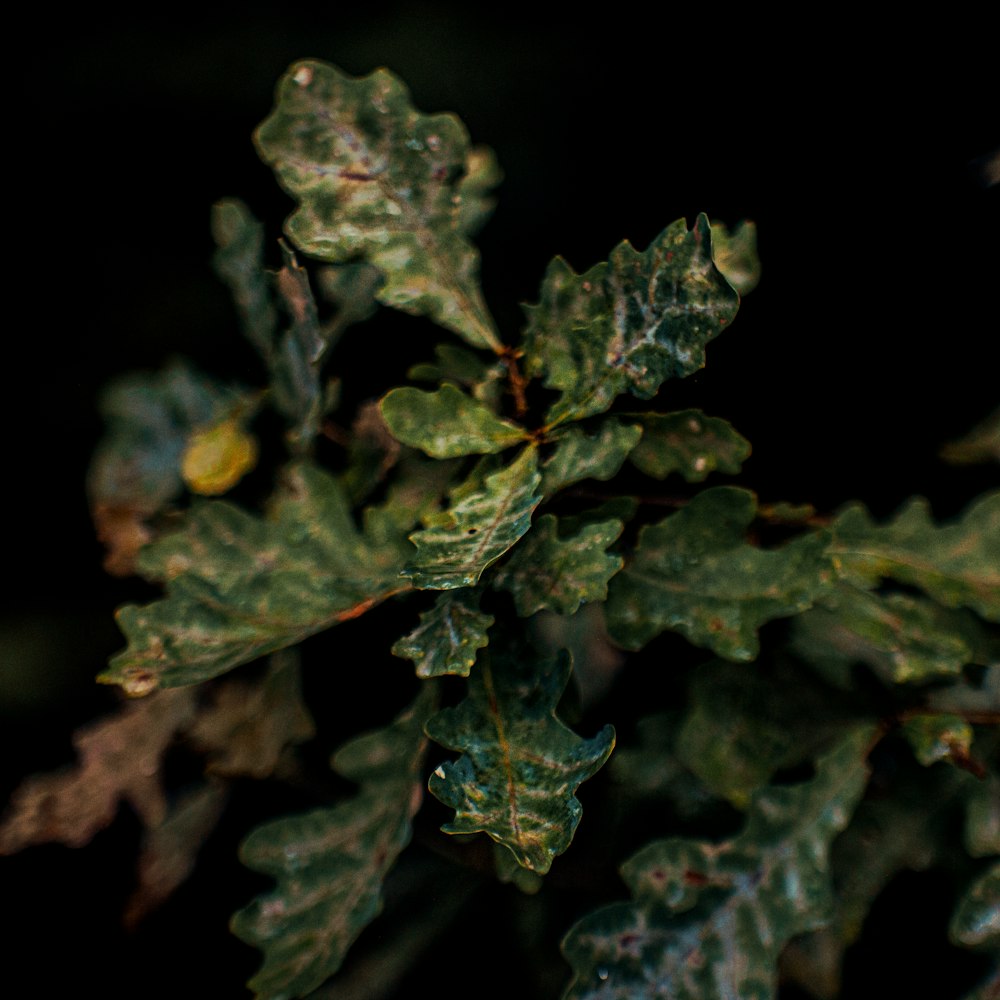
(606, 487), (834, 659)
(426, 648), (615, 873)
(232, 687), (435, 999)
(523, 215), (739, 426)
(941, 408), (1000, 465)
(256, 60), (500, 350)
(830, 492), (1000, 622)
(0, 690), (195, 852)
(391, 590), (494, 678)
(403, 446), (542, 589)
(494, 514), (624, 617)
(380, 384), (527, 458)
(710, 219), (761, 295)
(125, 780), (228, 927)
(950, 860), (1000, 950)
(628, 409), (750, 482)
(104, 462), (412, 692)
(88, 361), (254, 574)
(211, 197), (279, 361)
(187, 651), (315, 779)
(902, 713), (975, 768)
(540, 419), (642, 497)
(792, 584), (984, 687)
(562, 727), (873, 1000)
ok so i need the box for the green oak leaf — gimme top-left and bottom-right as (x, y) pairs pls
(391, 591), (494, 678)
(901, 713), (975, 768)
(562, 727), (873, 1000)
(255, 60), (500, 350)
(403, 446), (542, 589)
(710, 219), (761, 295)
(628, 409), (750, 482)
(211, 198), (279, 361)
(494, 514), (624, 617)
(231, 687), (434, 1000)
(540, 419), (642, 497)
(950, 860), (1000, 951)
(425, 648), (615, 873)
(456, 145), (503, 236)
(830, 492), (1000, 622)
(380, 384), (528, 458)
(791, 584), (985, 688)
(606, 486), (834, 659)
(103, 462), (411, 692)
(523, 215), (739, 426)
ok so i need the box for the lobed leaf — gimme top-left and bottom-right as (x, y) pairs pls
(710, 219), (761, 295)
(232, 687), (434, 999)
(830, 492), (1000, 622)
(426, 648), (615, 873)
(104, 462), (412, 692)
(522, 215), (739, 426)
(391, 590), (494, 678)
(256, 60), (501, 350)
(562, 727), (873, 1000)
(541, 419), (642, 497)
(380, 383), (528, 458)
(901, 713), (975, 768)
(403, 446), (542, 589)
(494, 514), (624, 617)
(627, 408), (750, 482)
(606, 487), (834, 659)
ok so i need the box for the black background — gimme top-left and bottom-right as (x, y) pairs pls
(3, 6), (997, 997)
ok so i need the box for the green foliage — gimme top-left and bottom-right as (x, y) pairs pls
(3, 55), (993, 1000)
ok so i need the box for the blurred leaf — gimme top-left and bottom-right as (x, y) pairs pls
(232, 687), (435, 999)
(902, 713), (975, 768)
(562, 727), (873, 1000)
(125, 780), (228, 928)
(541, 419), (642, 497)
(966, 771), (1000, 858)
(710, 219), (761, 295)
(941, 408), (1000, 465)
(494, 514), (624, 617)
(628, 408), (750, 482)
(340, 399), (403, 505)
(0, 690), (195, 852)
(380, 384), (527, 458)
(830, 492), (1000, 622)
(792, 584), (984, 687)
(181, 414), (258, 496)
(391, 591), (494, 678)
(314, 260), (383, 336)
(960, 965), (1000, 1000)
(950, 860), (1000, 950)
(456, 145), (502, 236)
(523, 215), (739, 426)
(88, 361), (253, 575)
(426, 648), (615, 873)
(606, 487), (834, 659)
(256, 60), (500, 350)
(211, 197), (278, 361)
(104, 462), (411, 692)
(187, 651), (315, 779)
(403, 447), (542, 589)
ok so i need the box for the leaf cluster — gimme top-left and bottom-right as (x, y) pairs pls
(4, 59), (998, 999)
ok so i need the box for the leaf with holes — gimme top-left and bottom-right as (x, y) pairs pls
(232, 687), (434, 999)
(606, 487), (834, 659)
(256, 59), (501, 350)
(425, 647), (615, 873)
(522, 215), (739, 426)
(392, 591), (494, 677)
(103, 462), (413, 692)
(403, 446), (542, 589)
(562, 727), (873, 1000)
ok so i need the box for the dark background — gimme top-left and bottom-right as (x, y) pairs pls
(3, 6), (997, 997)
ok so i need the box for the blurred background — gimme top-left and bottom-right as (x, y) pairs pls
(3, 5), (997, 997)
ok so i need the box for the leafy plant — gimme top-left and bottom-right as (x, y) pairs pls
(4, 58), (998, 999)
